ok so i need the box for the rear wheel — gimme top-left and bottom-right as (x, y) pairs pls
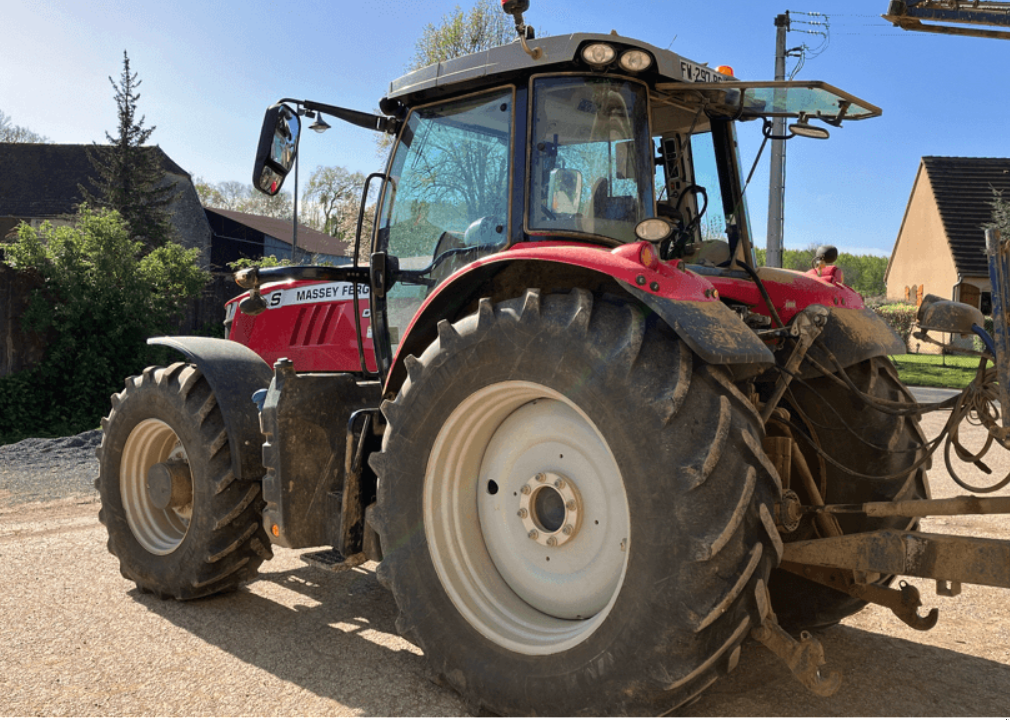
(96, 362), (272, 600)
(370, 290), (781, 715)
(769, 356), (929, 630)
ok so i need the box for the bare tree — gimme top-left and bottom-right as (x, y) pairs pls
(410, 0), (514, 70)
(302, 165), (365, 236)
(194, 178), (292, 219)
(0, 108), (49, 143)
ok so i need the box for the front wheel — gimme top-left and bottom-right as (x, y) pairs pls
(370, 290), (782, 715)
(96, 362), (272, 600)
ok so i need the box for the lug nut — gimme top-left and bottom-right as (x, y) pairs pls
(566, 500), (576, 511)
(528, 530), (539, 540)
(535, 473), (545, 483)
(546, 536), (558, 547)
(521, 484), (531, 495)
(562, 524), (573, 535)
(517, 508), (528, 519)
(555, 478), (566, 489)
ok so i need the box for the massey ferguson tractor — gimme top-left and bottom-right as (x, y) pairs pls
(96, 1), (1010, 714)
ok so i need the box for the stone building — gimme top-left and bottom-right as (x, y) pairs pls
(0, 143), (211, 267)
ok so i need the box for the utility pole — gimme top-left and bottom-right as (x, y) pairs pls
(766, 12), (790, 269)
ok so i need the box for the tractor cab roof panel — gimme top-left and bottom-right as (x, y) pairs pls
(382, 32), (733, 107)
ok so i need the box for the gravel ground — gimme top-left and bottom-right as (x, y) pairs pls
(2, 397), (1009, 715)
(0, 429), (101, 507)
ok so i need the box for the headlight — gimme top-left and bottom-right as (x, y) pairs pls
(618, 50), (652, 72)
(581, 43), (616, 67)
(635, 218), (674, 242)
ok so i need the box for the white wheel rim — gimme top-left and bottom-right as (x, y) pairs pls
(121, 418), (192, 555)
(424, 381), (630, 655)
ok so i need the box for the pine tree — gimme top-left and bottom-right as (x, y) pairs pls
(82, 51), (178, 250)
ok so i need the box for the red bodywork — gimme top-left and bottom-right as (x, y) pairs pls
(227, 278), (376, 373)
(226, 245), (862, 375)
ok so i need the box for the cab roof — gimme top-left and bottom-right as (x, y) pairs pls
(383, 32), (732, 106)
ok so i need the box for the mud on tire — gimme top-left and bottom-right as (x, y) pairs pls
(369, 289), (783, 715)
(769, 356), (930, 630)
(96, 362), (272, 600)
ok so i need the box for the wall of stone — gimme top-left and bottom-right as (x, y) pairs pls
(166, 173), (213, 270)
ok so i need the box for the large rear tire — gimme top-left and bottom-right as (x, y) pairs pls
(369, 290), (782, 715)
(96, 362), (272, 600)
(768, 356), (930, 630)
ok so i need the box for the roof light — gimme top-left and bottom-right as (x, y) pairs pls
(716, 65), (735, 76)
(581, 43), (616, 67)
(635, 218), (673, 243)
(618, 49), (652, 72)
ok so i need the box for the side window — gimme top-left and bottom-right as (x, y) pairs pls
(378, 89), (513, 348)
(657, 130), (730, 263)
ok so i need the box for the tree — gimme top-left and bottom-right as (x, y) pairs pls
(375, 0), (519, 154)
(194, 178), (293, 220)
(410, 0), (515, 70)
(83, 51), (178, 250)
(0, 109), (49, 143)
(0, 206), (208, 442)
(302, 165), (364, 237)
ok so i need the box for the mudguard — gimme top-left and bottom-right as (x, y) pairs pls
(148, 336), (272, 481)
(617, 281), (775, 369)
(385, 245), (776, 395)
(802, 307), (906, 376)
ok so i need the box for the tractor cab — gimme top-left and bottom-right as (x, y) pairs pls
(249, 30), (881, 379)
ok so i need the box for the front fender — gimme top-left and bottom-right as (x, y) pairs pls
(148, 336), (272, 480)
(386, 243), (775, 395)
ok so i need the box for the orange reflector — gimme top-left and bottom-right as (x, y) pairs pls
(717, 65), (734, 77)
(639, 243), (657, 269)
(271, 524), (280, 537)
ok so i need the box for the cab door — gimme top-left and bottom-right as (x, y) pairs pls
(370, 88), (516, 379)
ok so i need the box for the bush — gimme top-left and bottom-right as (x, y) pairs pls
(873, 302), (918, 349)
(0, 206), (208, 443)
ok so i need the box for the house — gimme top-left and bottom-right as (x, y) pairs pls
(886, 156), (1010, 319)
(0, 143), (211, 267)
(205, 207), (353, 271)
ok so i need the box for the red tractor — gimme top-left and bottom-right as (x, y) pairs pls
(95, 2), (1010, 714)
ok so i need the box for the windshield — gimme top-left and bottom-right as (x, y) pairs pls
(528, 76), (653, 244)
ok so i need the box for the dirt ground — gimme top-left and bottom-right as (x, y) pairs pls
(2, 410), (1009, 716)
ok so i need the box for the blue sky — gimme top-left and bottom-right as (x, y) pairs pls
(4, 0), (1009, 258)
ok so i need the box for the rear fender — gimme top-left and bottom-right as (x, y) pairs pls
(385, 244), (775, 396)
(148, 336), (272, 480)
(803, 307), (906, 376)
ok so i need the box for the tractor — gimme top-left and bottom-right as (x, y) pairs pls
(95, 1), (1010, 714)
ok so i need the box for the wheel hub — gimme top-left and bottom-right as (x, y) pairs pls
(147, 459), (193, 511)
(518, 472), (581, 547)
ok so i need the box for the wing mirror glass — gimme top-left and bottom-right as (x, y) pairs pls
(252, 103), (300, 195)
(548, 168), (583, 215)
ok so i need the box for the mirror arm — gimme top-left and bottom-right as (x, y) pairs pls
(281, 98), (401, 135)
(235, 264), (371, 289)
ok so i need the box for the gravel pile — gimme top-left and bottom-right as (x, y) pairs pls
(0, 430), (103, 507)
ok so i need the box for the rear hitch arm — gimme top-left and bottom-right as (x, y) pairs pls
(750, 581), (842, 696)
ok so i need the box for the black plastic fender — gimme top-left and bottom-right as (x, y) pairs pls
(617, 280), (775, 376)
(147, 336), (272, 480)
(800, 307), (906, 378)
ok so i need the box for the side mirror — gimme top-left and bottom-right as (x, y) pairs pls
(548, 168), (583, 214)
(252, 103), (300, 195)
